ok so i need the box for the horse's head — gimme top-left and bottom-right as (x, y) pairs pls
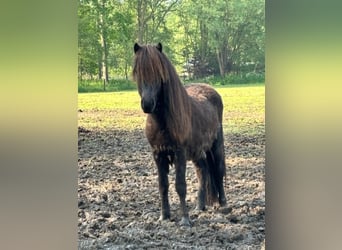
(133, 42), (192, 145)
(133, 43), (166, 113)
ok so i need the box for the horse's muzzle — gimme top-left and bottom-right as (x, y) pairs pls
(141, 98), (156, 113)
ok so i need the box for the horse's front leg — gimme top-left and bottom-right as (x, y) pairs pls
(174, 149), (190, 226)
(153, 151), (170, 221)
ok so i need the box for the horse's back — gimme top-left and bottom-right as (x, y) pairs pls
(185, 83), (223, 121)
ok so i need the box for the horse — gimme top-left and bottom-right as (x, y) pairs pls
(133, 42), (227, 226)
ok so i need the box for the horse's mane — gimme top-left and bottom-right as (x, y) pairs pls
(133, 44), (192, 145)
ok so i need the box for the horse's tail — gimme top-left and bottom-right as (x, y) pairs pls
(205, 150), (219, 205)
(205, 126), (226, 206)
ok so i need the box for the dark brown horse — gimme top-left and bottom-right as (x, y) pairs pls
(133, 43), (227, 226)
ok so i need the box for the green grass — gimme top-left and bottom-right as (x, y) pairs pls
(78, 83), (265, 135)
(78, 91), (140, 110)
(218, 84), (265, 135)
(78, 90), (144, 130)
(78, 79), (137, 93)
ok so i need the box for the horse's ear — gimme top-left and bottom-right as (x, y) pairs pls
(134, 43), (141, 53)
(156, 42), (162, 53)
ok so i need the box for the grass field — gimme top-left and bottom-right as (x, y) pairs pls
(78, 83), (265, 135)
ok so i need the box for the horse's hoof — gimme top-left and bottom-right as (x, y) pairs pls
(179, 217), (191, 227)
(158, 214), (170, 221)
(219, 198), (227, 207)
(195, 205), (206, 211)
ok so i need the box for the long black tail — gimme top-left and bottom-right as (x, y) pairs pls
(205, 150), (219, 205)
(205, 127), (226, 206)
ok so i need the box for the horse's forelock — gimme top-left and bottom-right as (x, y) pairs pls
(133, 45), (170, 86)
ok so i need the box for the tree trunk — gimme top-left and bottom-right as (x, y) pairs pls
(137, 0), (147, 44)
(216, 47), (227, 76)
(216, 37), (229, 76)
(195, 19), (208, 78)
(124, 62), (128, 80)
(100, 36), (108, 82)
(99, 10), (109, 83)
(79, 58), (83, 81)
(98, 60), (102, 80)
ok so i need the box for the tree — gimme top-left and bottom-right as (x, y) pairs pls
(78, 0), (265, 82)
(227, 0), (265, 73)
(135, 0), (180, 44)
(183, 0), (264, 77)
(78, 1), (100, 80)
(206, 0), (231, 76)
(110, 3), (135, 79)
(175, 0), (213, 78)
(78, 0), (114, 83)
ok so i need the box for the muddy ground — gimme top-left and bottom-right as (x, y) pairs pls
(78, 126), (265, 249)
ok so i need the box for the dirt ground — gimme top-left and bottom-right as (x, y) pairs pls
(78, 126), (265, 249)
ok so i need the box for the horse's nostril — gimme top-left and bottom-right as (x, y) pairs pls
(141, 98), (155, 113)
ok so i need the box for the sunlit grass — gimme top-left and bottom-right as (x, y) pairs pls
(78, 91), (140, 110)
(78, 83), (265, 134)
(78, 91), (145, 130)
(218, 84), (265, 135)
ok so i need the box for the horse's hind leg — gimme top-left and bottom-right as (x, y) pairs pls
(174, 149), (190, 226)
(212, 126), (227, 206)
(154, 151), (171, 221)
(194, 158), (207, 211)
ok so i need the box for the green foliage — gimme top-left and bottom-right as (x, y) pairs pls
(185, 72), (265, 85)
(78, 79), (137, 93)
(208, 72), (265, 85)
(78, 0), (265, 83)
(78, 0), (135, 80)
(78, 73), (264, 92)
(171, 0), (264, 77)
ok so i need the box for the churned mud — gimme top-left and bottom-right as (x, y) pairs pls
(78, 126), (265, 249)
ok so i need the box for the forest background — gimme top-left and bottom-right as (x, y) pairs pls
(78, 0), (264, 91)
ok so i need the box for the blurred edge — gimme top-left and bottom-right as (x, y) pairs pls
(267, 0), (342, 249)
(0, 1), (77, 250)
(1, 0), (342, 249)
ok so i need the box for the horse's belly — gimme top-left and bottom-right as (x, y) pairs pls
(186, 136), (215, 160)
